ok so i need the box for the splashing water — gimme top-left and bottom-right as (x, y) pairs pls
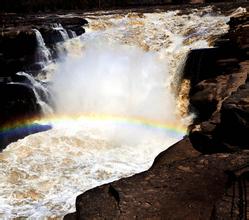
(8, 72), (53, 115)
(33, 29), (52, 68)
(0, 7), (229, 219)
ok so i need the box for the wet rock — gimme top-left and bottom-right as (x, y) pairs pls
(0, 83), (41, 125)
(39, 17), (88, 44)
(184, 46), (245, 122)
(0, 14), (88, 76)
(183, 48), (241, 88)
(39, 27), (67, 44)
(0, 13), (88, 148)
(0, 82), (44, 149)
(59, 17), (88, 29)
(151, 137), (200, 168)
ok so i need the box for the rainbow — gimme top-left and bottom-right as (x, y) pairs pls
(0, 113), (187, 138)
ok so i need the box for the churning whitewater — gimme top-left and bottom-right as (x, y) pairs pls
(0, 7), (229, 218)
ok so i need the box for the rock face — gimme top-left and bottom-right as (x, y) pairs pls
(65, 5), (249, 220)
(0, 14), (87, 76)
(188, 8), (249, 153)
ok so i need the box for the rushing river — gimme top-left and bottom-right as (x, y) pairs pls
(0, 6), (229, 219)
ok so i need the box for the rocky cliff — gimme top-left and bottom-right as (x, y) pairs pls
(64, 5), (249, 220)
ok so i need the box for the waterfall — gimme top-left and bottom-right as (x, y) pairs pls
(68, 30), (77, 38)
(33, 29), (52, 68)
(52, 23), (69, 41)
(10, 72), (53, 115)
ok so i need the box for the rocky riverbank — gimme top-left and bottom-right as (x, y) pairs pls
(64, 4), (249, 220)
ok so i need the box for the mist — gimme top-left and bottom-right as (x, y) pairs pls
(51, 39), (177, 124)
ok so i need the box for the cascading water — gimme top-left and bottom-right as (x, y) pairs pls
(33, 29), (52, 68)
(0, 7), (230, 219)
(52, 23), (70, 41)
(68, 30), (77, 38)
(13, 72), (53, 115)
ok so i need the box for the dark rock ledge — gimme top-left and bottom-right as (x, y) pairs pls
(0, 14), (88, 77)
(65, 5), (249, 220)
